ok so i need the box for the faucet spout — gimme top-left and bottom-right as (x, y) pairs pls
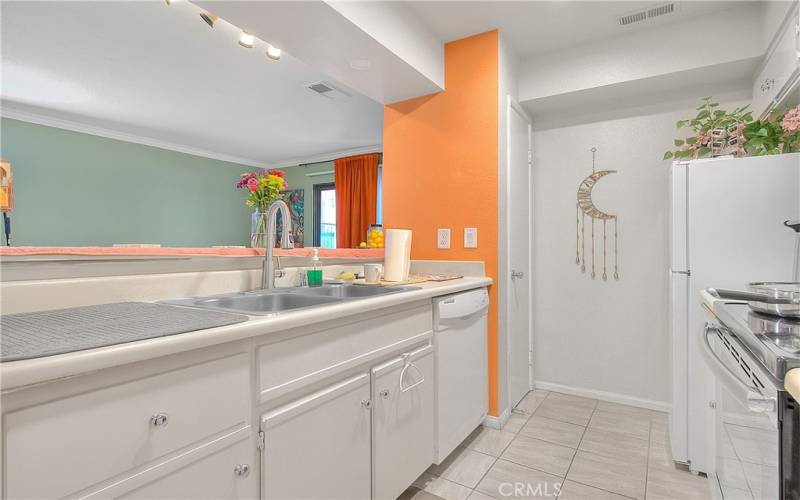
(261, 200), (294, 289)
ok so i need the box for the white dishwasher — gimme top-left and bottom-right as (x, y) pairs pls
(433, 287), (489, 464)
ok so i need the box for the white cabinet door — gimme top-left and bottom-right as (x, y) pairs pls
(753, 3), (800, 117)
(261, 373), (371, 500)
(372, 345), (435, 500)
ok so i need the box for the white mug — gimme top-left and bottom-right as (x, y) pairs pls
(363, 264), (382, 284)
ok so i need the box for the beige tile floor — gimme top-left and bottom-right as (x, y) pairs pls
(400, 390), (713, 500)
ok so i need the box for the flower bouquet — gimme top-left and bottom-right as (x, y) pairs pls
(236, 169), (287, 247)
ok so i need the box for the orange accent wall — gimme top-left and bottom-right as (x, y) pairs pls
(383, 31), (500, 416)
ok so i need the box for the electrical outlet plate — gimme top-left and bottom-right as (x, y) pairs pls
(437, 228), (451, 249)
(464, 227), (478, 248)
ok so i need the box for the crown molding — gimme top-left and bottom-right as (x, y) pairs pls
(1, 106), (382, 169)
(270, 144), (383, 169)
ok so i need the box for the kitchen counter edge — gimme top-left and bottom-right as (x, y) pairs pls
(0, 277), (492, 391)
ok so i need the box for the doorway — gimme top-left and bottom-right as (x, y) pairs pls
(506, 96), (533, 410)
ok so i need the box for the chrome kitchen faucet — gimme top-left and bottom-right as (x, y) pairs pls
(262, 199), (293, 289)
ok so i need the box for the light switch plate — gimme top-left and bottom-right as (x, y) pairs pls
(437, 228), (451, 249)
(464, 228), (478, 248)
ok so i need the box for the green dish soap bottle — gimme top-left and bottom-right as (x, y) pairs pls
(306, 248), (323, 287)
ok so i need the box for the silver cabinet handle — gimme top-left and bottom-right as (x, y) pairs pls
(361, 399), (372, 409)
(150, 413), (169, 427)
(379, 389), (390, 399)
(399, 353), (425, 393)
(234, 464), (250, 478)
(511, 270), (525, 279)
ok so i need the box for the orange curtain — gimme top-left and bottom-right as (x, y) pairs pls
(334, 153), (379, 248)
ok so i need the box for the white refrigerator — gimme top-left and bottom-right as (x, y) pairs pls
(669, 153), (800, 474)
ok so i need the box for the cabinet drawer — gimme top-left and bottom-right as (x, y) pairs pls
(5, 353), (249, 499)
(258, 303), (432, 402)
(111, 432), (256, 500)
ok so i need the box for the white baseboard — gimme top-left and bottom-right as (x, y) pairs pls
(534, 381), (671, 413)
(483, 407), (511, 430)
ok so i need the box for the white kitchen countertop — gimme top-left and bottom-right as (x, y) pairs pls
(0, 277), (491, 391)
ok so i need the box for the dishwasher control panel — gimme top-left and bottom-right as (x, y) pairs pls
(435, 288), (489, 320)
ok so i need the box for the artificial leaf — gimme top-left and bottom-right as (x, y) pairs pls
(674, 139), (685, 146)
(663, 151), (674, 160)
(697, 147), (711, 157)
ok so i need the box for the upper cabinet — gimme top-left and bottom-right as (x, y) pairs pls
(753, 2), (800, 117)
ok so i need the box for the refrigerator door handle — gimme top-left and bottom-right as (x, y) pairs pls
(670, 269), (691, 276)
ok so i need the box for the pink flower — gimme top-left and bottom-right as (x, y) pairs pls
(781, 106), (800, 133)
(247, 178), (258, 192)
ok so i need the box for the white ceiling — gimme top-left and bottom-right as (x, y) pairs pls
(197, 0), (445, 105)
(408, 1), (745, 58)
(0, 1), (384, 167)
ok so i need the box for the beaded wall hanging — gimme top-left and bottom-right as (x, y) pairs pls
(576, 148), (619, 281)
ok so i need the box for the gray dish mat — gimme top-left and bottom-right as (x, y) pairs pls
(1, 302), (248, 362)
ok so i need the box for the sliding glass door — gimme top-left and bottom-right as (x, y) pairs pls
(313, 183), (336, 248)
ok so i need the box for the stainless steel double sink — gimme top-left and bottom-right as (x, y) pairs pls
(162, 284), (418, 316)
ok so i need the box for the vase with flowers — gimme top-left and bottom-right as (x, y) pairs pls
(236, 169), (287, 247)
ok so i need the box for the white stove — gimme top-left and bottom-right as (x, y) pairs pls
(701, 293), (799, 500)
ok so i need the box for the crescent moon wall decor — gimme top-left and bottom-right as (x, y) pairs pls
(575, 148), (620, 281)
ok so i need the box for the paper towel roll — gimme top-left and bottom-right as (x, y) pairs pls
(383, 229), (412, 282)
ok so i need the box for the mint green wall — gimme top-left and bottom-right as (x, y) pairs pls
(0, 118), (255, 247)
(282, 161), (334, 246)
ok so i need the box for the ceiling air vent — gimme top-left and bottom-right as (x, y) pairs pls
(305, 81), (352, 101)
(307, 82), (334, 95)
(618, 2), (678, 26)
